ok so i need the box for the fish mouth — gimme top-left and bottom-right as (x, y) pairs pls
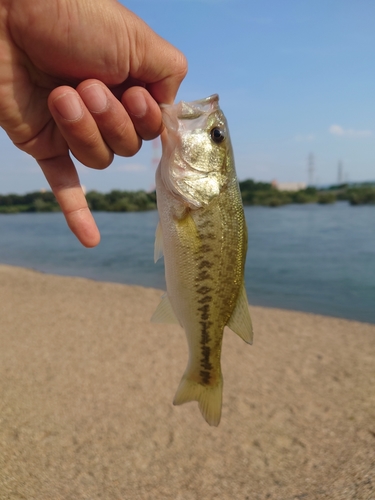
(176, 94), (219, 119)
(160, 94), (219, 120)
(160, 94), (220, 129)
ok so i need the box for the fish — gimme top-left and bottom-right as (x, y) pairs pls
(152, 94), (253, 426)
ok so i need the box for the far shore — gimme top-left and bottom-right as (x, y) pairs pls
(1, 180), (375, 213)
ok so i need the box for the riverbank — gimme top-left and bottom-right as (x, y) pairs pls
(1, 181), (375, 213)
(0, 265), (374, 499)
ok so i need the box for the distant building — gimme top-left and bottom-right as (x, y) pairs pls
(272, 180), (307, 192)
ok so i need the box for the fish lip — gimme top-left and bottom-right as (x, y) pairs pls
(160, 94), (220, 120)
(186, 94), (219, 108)
(160, 94), (218, 109)
(160, 94), (221, 136)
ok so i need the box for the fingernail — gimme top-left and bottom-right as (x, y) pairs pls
(81, 84), (108, 113)
(53, 93), (83, 121)
(127, 93), (147, 118)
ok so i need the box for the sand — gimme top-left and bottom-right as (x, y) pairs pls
(0, 264), (374, 500)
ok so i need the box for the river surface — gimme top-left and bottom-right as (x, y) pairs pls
(0, 202), (374, 323)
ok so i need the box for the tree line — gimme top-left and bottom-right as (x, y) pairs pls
(0, 181), (374, 213)
(0, 189), (157, 213)
(239, 180), (375, 207)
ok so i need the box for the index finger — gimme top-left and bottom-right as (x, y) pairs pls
(38, 155), (100, 248)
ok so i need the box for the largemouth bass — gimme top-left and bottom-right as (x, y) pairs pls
(152, 94), (253, 426)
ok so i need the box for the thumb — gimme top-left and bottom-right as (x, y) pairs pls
(121, 7), (187, 104)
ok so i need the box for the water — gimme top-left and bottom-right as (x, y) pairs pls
(245, 203), (375, 323)
(0, 202), (374, 324)
(0, 210), (165, 289)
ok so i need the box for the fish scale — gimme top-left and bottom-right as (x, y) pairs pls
(152, 94), (253, 426)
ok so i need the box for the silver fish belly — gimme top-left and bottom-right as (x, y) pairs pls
(152, 94), (253, 426)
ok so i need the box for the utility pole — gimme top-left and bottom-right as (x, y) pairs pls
(308, 153), (315, 186)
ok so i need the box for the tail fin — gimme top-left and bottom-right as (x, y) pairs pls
(173, 374), (223, 427)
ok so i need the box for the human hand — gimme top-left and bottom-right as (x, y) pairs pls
(0, 0), (187, 246)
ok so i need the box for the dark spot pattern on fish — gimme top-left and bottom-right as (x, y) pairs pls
(196, 270), (212, 282)
(199, 370), (211, 384)
(201, 232), (216, 240)
(197, 219), (214, 230)
(198, 260), (214, 269)
(200, 345), (213, 371)
(198, 303), (210, 320)
(200, 321), (212, 343)
(197, 267), (214, 384)
(199, 244), (212, 254)
(193, 218), (219, 386)
(198, 295), (212, 304)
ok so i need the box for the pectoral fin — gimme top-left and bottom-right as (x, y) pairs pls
(154, 222), (163, 263)
(151, 294), (180, 325)
(227, 285), (253, 344)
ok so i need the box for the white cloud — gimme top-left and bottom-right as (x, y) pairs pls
(329, 125), (372, 138)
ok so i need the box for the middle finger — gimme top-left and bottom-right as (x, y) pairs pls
(78, 80), (142, 158)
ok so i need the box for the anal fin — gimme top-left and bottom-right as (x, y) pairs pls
(227, 284), (253, 344)
(151, 293), (180, 325)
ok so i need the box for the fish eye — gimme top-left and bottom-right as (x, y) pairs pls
(210, 127), (225, 144)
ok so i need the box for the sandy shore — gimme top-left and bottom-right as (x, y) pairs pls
(0, 264), (374, 500)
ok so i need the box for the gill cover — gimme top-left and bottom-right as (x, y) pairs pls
(159, 95), (232, 208)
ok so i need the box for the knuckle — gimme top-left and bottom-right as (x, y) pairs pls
(85, 155), (113, 170)
(104, 123), (142, 157)
(120, 139), (142, 158)
(71, 144), (113, 170)
(140, 121), (163, 141)
(175, 52), (188, 79)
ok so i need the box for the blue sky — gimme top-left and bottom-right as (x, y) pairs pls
(1, 0), (375, 194)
